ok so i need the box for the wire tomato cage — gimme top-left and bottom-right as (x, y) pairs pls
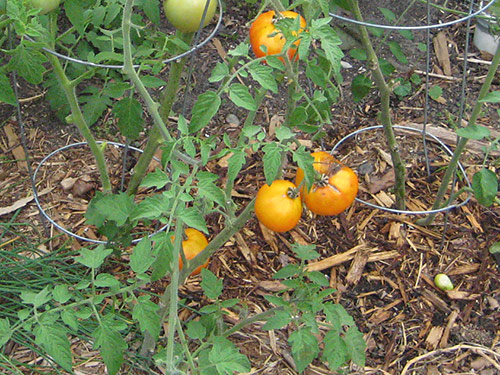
(9, 0), (223, 243)
(325, 0), (495, 216)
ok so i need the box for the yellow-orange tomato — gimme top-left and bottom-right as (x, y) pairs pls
(295, 151), (358, 216)
(249, 10), (306, 62)
(255, 180), (302, 232)
(171, 228), (209, 275)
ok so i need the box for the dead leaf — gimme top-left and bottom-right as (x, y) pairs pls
(72, 179), (95, 197)
(369, 170), (395, 194)
(61, 177), (78, 191)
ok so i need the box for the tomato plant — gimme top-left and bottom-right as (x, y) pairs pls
(295, 151), (358, 216)
(249, 10), (306, 62)
(30, 0), (60, 15)
(255, 180), (302, 232)
(163, 0), (217, 33)
(171, 228), (209, 275)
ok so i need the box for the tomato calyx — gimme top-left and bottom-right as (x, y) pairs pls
(286, 186), (300, 200)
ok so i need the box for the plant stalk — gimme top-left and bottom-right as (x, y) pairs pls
(417, 43), (500, 225)
(46, 53), (112, 193)
(348, 0), (406, 210)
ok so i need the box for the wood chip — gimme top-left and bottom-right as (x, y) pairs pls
(0, 187), (53, 216)
(4, 124), (28, 170)
(345, 249), (369, 285)
(426, 326), (444, 350)
(434, 31), (452, 76)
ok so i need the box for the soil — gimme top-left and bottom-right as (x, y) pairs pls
(0, 1), (499, 374)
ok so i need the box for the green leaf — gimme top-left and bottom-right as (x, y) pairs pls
(140, 168), (170, 189)
(264, 295), (290, 307)
(351, 74), (372, 102)
(131, 195), (170, 221)
(0, 74), (16, 105)
(289, 106), (308, 128)
(398, 29), (414, 40)
(0, 319), (12, 348)
(65, 0), (87, 32)
(292, 243), (320, 261)
(263, 310), (292, 330)
(61, 310), (78, 331)
(428, 85), (443, 101)
(201, 268), (223, 300)
(306, 64), (328, 87)
(324, 303), (355, 332)
(388, 41), (408, 64)
(307, 271), (330, 287)
(479, 91), (500, 103)
(186, 320), (207, 340)
(208, 337), (251, 375)
(490, 242), (500, 254)
(8, 44), (47, 84)
(43, 72), (70, 121)
(86, 192), (136, 227)
(177, 114), (189, 136)
(190, 91), (221, 133)
(133, 296), (161, 340)
(130, 237), (154, 275)
(20, 286), (51, 308)
(379, 7), (396, 21)
(209, 62), (230, 83)
(52, 285), (72, 304)
(289, 328), (320, 372)
(112, 97), (144, 140)
(198, 172), (226, 206)
(262, 143), (283, 185)
(93, 318), (127, 375)
(151, 232), (173, 281)
(349, 48), (367, 61)
(394, 81), (411, 97)
(139, 0), (160, 24)
(229, 83), (256, 111)
(249, 64), (278, 93)
(34, 322), (73, 372)
(344, 326), (366, 367)
(227, 150), (246, 185)
(273, 264), (300, 279)
(74, 246), (113, 269)
(140, 75), (166, 88)
(472, 168), (498, 206)
(81, 88), (112, 127)
(322, 330), (348, 370)
(94, 273), (120, 288)
(104, 82), (131, 98)
(178, 208), (208, 234)
(379, 58), (395, 76)
(293, 148), (315, 190)
(456, 125), (490, 140)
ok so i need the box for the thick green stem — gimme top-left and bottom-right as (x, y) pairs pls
(417, 43), (500, 225)
(349, 0), (406, 210)
(46, 54), (112, 193)
(122, 0), (193, 194)
(166, 222), (184, 373)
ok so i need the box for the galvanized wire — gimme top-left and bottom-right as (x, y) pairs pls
(31, 142), (166, 244)
(331, 125), (472, 215)
(329, 0), (496, 30)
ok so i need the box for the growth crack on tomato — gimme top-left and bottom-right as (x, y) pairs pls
(255, 180), (302, 233)
(295, 151), (359, 216)
(249, 10), (306, 63)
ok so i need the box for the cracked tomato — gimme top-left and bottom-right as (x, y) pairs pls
(249, 10), (306, 62)
(255, 180), (302, 232)
(295, 151), (358, 216)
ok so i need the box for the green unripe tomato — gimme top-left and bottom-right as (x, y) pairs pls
(434, 273), (454, 291)
(163, 0), (217, 33)
(30, 0), (60, 15)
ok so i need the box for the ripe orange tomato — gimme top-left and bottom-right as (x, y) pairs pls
(295, 151), (358, 216)
(249, 10), (306, 62)
(171, 228), (209, 275)
(255, 180), (302, 232)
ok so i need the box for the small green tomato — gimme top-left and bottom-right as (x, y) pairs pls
(163, 0), (217, 33)
(434, 273), (454, 291)
(30, 0), (60, 15)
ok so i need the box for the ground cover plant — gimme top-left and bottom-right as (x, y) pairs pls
(0, 0), (499, 374)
